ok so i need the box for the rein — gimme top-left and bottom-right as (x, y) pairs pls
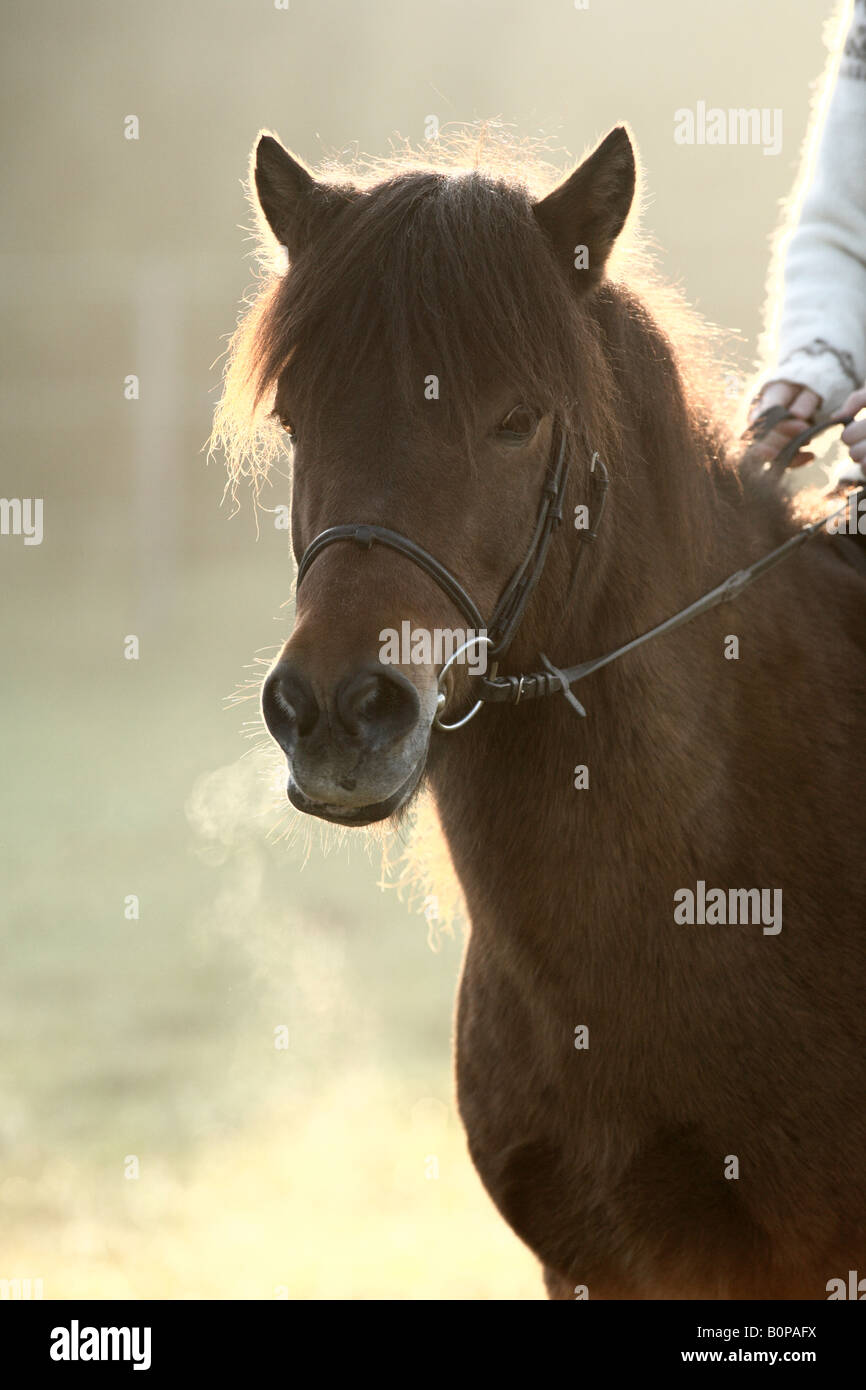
(294, 411), (861, 730)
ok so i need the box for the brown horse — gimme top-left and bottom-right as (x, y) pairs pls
(215, 125), (866, 1299)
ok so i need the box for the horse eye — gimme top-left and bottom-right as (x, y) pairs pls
(279, 416), (297, 442)
(496, 405), (539, 442)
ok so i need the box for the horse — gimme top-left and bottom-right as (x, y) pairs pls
(214, 124), (866, 1299)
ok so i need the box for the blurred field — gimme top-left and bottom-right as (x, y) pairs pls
(0, 518), (542, 1298)
(0, 0), (845, 1300)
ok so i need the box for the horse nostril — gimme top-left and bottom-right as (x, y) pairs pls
(335, 666), (420, 747)
(261, 664), (320, 750)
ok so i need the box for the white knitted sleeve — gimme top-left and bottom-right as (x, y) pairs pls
(755, 0), (866, 417)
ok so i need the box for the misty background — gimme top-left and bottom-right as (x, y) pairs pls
(0, 0), (847, 1298)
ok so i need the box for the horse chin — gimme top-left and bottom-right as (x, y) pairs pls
(286, 759), (425, 827)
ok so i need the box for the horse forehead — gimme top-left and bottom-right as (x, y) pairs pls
(301, 438), (453, 494)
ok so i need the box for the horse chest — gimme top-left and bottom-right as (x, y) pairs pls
(450, 926), (819, 1294)
(453, 930), (657, 1263)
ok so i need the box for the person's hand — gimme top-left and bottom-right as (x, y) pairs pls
(746, 380), (821, 467)
(836, 386), (866, 470)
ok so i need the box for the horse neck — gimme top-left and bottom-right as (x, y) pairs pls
(510, 281), (748, 693)
(574, 284), (741, 638)
(428, 283), (761, 925)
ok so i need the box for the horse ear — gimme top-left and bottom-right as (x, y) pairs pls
(252, 133), (350, 257)
(534, 126), (636, 289)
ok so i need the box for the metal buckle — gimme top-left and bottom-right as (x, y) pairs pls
(433, 634), (492, 733)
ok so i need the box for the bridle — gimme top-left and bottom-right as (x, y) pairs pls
(295, 419), (579, 726)
(294, 408), (861, 730)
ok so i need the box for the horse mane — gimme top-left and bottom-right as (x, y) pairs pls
(211, 125), (737, 509)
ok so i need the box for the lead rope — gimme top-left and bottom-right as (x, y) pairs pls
(473, 412), (860, 718)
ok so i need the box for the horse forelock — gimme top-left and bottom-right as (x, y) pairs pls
(212, 130), (735, 512)
(266, 171), (592, 445)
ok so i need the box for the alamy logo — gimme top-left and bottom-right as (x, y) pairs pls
(673, 880), (782, 935)
(827, 1270), (866, 1299)
(0, 1277), (43, 1299)
(0, 497), (43, 545)
(827, 492), (866, 535)
(379, 623), (489, 676)
(674, 102), (782, 156)
(50, 1320), (151, 1371)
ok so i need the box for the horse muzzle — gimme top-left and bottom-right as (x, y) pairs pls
(262, 658), (436, 824)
